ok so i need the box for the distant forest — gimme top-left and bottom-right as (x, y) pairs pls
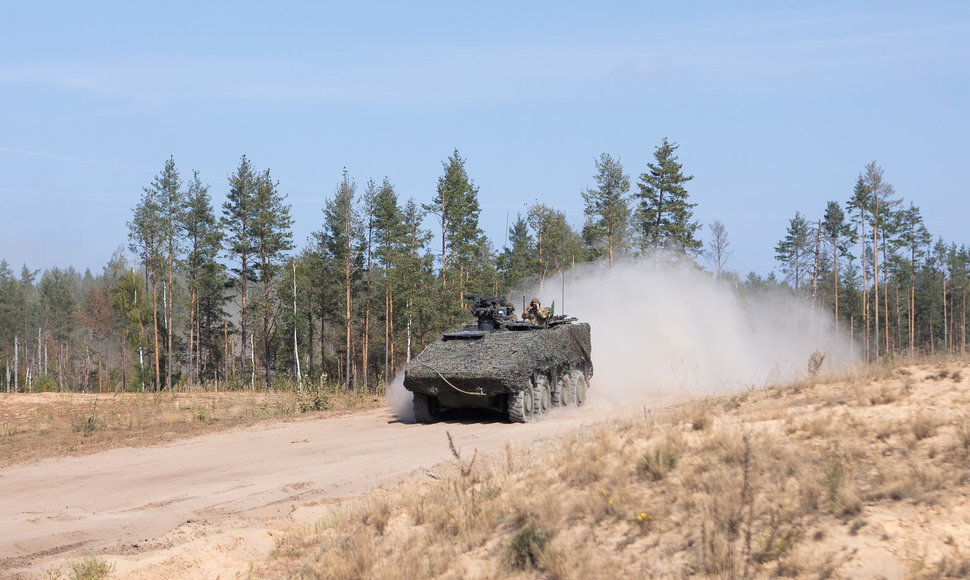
(1, 139), (966, 393)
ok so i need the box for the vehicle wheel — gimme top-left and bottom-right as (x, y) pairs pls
(508, 385), (535, 423)
(534, 375), (551, 416)
(554, 373), (571, 407)
(570, 370), (588, 407)
(413, 393), (440, 424)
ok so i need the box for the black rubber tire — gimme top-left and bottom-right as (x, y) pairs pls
(508, 385), (535, 423)
(413, 393), (440, 424)
(554, 374), (571, 407)
(570, 370), (588, 407)
(534, 375), (551, 416)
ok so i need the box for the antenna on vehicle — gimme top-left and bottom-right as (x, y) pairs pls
(561, 235), (566, 313)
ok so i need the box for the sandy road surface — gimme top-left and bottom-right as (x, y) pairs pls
(0, 402), (641, 577)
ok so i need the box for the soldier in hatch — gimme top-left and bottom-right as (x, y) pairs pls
(522, 298), (551, 325)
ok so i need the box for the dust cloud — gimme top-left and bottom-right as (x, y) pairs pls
(388, 255), (856, 416)
(520, 256), (857, 406)
(387, 374), (414, 422)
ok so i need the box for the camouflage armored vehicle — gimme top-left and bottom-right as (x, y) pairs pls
(404, 295), (593, 423)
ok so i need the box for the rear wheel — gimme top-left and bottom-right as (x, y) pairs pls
(413, 393), (440, 424)
(508, 385), (535, 423)
(570, 370), (588, 407)
(534, 375), (551, 416)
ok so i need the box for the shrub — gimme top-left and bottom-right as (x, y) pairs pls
(638, 441), (680, 481)
(507, 522), (551, 570)
(69, 556), (113, 580)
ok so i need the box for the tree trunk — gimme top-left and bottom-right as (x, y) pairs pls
(873, 221), (879, 363)
(262, 245), (272, 390)
(167, 251), (174, 392)
(151, 271), (161, 391)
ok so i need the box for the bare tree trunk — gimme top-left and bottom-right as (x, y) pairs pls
(167, 253), (174, 392)
(812, 220), (821, 307)
(241, 253), (249, 390)
(384, 287), (390, 385)
(98, 336), (104, 393)
(151, 272), (161, 391)
(832, 235), (840, 349)
(440, 199), (448, 288)
(345, 259), (352, 391)
(189, 286), (196, 387)
(943, 272), (950, 349)
(261, 246), (272, 390)
(364, 231), (371, 391)
(873, 221), (880, 363)
(859, 211), (870, 362)
(293, 262), (301, 390)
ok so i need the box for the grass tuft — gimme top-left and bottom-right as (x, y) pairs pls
(67, 556), (113, 580)
(507, 521), (552, 571)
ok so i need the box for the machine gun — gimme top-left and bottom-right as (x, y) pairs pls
(465, 294), (516, 331)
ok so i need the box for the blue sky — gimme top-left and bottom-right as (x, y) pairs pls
(2, 1), (968, 277)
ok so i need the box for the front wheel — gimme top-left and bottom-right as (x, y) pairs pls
(413, 393), (440, 424)
(508, 385), (535, 423)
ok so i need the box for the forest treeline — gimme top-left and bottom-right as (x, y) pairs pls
(0, 140), (966, 393)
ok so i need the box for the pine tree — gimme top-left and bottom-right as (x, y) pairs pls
(847, 175), (874, 360)
(223, 155), (259, 388)
(128, 173), (166, 391)
(582, 153), (631, 267)
(635, 138), (700, 254)
(156, 157), (184, 390)
(182, 170), (226, 383)
(775, 212), (813, 291)
(317, 169), (363, 390)
(398, 199), (437, 359)
(863, 161), (901, 359)
(425, 149), (484, 304)
(897, 203), (932, 355)
(527, 203), (580, 293)
(497, 214), (535, 293)
(822, 201), (855, 333)
(371, 178), (408, 382)
(252, 168), (294, 388)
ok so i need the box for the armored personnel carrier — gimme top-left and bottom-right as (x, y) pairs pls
(404, 295), (593, 423)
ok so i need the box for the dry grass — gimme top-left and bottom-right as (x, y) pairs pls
(0, 386), (382, 467)
(253, 356), (970, 579)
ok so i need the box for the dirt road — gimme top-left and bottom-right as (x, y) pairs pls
(0, 402), (634, 578)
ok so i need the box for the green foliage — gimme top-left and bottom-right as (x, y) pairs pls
(582, 153), (631, 265)
(33, 374), (58, 392)
(507, 522), (551, 570)
(774, 211), (813, 291)
(39, 268), (78, 342)
(182, 169), (228, 382)
(425, 149), (491, 301)
(68, 556), (113, 580)
(3, 151), (970, 396)
(638, 442), (680, 481)
(497, 214), (535, 292)
(298, 382), (331, 412)
(71, 413), (99, 437)
(635, 137), (700, 254)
